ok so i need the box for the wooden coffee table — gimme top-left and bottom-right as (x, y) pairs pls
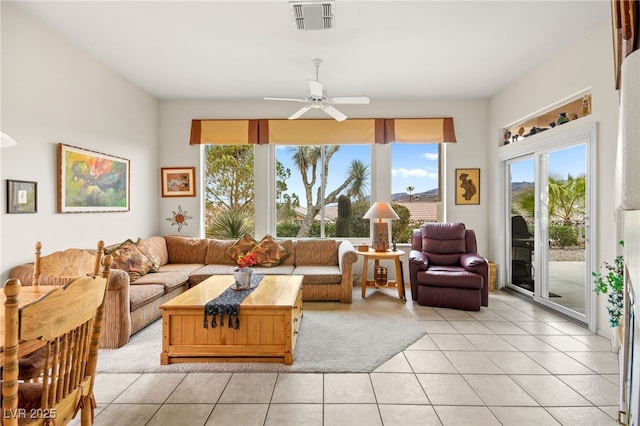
(160, 274), (303, 365)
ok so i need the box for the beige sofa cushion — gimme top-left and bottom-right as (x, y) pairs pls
(165, 235), (208, 264)
(205, 239), (237, 265)
(129, 284), (165, 311)
(295, 239), (338, 266)
(131, 269), (191, 293)
(293, 265), (342, 284)
(279, 240), (295, 266)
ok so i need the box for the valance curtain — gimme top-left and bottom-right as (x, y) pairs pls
(190, 117), (456, 145)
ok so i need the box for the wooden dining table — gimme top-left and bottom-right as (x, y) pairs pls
(1, 284), (56, 362)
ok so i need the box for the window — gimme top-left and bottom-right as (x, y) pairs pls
(203, 142), (443, 242)
(390, 143), (441, 243)
(204, 144), (255, 238)
(275, 144), (371, 238)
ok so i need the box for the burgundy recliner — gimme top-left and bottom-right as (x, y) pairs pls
(409, 222), (489, 311)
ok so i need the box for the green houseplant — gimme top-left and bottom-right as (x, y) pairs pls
(593, 240), (624, 328)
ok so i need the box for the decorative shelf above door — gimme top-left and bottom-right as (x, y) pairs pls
(502, 93), (591, 146)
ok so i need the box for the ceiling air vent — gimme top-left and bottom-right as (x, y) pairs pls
(290, 1), (334, 30)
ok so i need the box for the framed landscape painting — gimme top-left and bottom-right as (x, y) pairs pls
(161, 167), (196, 197)
(455, 168), (480, 205)
(58, 143), (130, 213)
(6, 180), (37, 213)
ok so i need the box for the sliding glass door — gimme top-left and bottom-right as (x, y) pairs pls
(502, 125), (595, 326)
(539, 144), (588, 315)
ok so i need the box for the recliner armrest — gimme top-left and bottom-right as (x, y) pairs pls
(409, 250), (429, 270)
(460, 253), (486, 272)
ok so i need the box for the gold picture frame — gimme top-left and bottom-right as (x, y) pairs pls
(455, 168), (480, 205)
(161, 167), (196, 197)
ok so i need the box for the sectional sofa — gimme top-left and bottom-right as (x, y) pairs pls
(10, 235), (357, 348)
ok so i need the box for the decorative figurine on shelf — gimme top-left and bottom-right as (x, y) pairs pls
(524, 126), (549, 138)
(549, 121), (556, 128)
(511, 133), (518, 143)
(557, 112), (569, 125)
(517, 126), (525, 138)
(504, 130), (512, 145)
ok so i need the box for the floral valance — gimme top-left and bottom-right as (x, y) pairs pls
(190, 117), (456, 145)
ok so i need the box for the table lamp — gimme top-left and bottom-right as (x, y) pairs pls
(363, 201), (399, 252)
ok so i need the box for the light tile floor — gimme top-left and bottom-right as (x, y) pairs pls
(80, 289), (621, 425)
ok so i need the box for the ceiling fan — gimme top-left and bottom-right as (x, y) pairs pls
(265, 58), (370, 122)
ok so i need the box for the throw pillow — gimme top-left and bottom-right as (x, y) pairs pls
(226, 233), (257, 263)
(135, 237), (162, 272)
(105, 239), (155, 282)
(250, 235), (290, 267)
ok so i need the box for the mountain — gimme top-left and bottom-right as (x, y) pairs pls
(392, 188), (439, 203)
(511, 181), (534, 192)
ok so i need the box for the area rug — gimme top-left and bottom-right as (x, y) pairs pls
(96, 288), (425, 373)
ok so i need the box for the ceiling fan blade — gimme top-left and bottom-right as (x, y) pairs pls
(330, 96), (370, 104)
(322, 105), (347, 122)
(309, 80), (323, 98)
(288, 105), (312, 120)
(264, 97), (308, 102)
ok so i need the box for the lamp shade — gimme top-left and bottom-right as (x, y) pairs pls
(363, 202), (400, 221)
(363, 202), (398, 252)
(1, 131), (17, 148)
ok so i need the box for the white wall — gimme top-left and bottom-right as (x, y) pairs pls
(0, 3), (159, 281)
(158, 99), (491, 255)
(487, 20), (621, 334)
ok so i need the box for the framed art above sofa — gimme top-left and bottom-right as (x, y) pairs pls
(57, 143), (130, 213)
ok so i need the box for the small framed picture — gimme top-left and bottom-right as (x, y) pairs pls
(6, 180), (37, 213)
(161, 167), (196, 197)
(455, 168), (480, 205)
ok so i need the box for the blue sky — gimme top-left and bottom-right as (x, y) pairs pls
(510, 144), (586, 182)
(276, 144), (439, 203)
(390, 144), (439, 194)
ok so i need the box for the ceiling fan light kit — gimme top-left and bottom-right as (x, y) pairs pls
(290, 1), (335, 31)
(265, 58), (370, 122)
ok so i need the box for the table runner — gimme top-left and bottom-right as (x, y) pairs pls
(203, 274), (264, 329)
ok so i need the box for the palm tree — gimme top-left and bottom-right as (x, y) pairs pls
(290, 146), (370, 237)
(406, 186), (415, 202)
(548, 173), (586, 225)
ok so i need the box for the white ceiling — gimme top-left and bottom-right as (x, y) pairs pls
(11, 0), (611, 101)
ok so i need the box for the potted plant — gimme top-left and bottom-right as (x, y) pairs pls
(234, 252), (257, 289)
(593, 240), (624, 349)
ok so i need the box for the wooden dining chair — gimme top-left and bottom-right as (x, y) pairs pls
(2, 255), (111, 426)
(13, 241), (105, 385)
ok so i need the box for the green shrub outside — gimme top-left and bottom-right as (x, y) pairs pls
(549, 224), (579, 248)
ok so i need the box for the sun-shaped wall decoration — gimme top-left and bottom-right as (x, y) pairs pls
(166, 205), (193, 232)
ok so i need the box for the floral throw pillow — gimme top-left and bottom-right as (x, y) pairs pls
(250, 235), (290, 267)
(105, 239), (155, 282)
(226, 233), (257, 263)
(135, 237), (162, 272)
